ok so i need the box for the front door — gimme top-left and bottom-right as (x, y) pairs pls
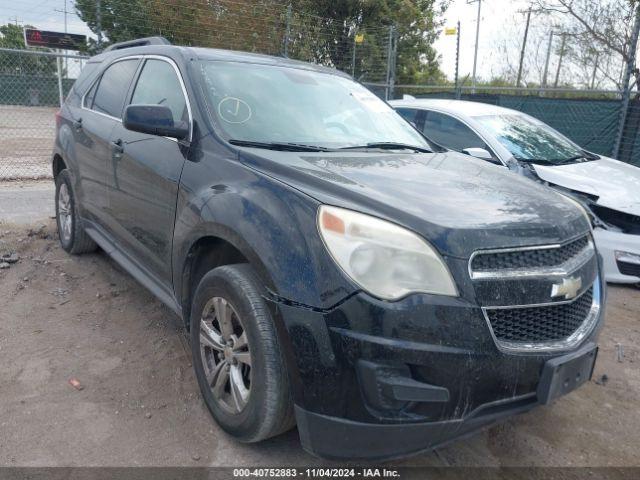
(107, 57), (191, 285)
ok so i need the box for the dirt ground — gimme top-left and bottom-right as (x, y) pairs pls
(0, 220), (639, 467)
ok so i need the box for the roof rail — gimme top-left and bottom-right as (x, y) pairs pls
(103, 36), (171, 52)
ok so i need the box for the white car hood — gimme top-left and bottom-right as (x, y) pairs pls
(533, 157), (640, 215)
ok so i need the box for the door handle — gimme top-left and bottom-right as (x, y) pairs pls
(111, 139), (124, 155)
(73, 118), (82, 131)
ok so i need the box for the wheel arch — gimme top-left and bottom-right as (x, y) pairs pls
(52, 153), (67, 178)
(178, 227), (277, 331)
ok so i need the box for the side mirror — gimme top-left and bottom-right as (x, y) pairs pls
(123, 104), (189, 140)
(462, 147), (499, 163)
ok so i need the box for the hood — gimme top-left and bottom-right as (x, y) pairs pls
(533, 157), (640, 216)
(239, 149), (589, 258)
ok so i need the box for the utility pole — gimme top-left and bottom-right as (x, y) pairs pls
(468, 0), (482, 92)
(96, 0), (103, 50)
(553, 33), (567, 88)
(516, 6), (532, 87)
(455, 21), (461, 99)
(542, 30), (554, 88)
(54, 0), (69, 34)
(351, 30), (357, 76)
(283, 3), (292, 57)
(385, 25), (396, 100)
(613, 2), (640, 159)
(590, 53), (599, 89)
(54, 0), (69, 76)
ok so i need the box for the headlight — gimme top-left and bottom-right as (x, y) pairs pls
(317, 205), (458, 300)
(555, 191), (594, 230)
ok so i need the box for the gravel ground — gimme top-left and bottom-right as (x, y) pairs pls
(0, 105), (57, 180)
(0, 220), (638, 467)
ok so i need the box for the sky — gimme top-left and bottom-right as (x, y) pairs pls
(434, 0), (535, 82)
(0, 0), (621, 85)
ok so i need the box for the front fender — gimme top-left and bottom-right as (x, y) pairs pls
(172, 151), (357, 312)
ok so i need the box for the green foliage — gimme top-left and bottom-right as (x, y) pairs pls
(0, 24), (57, 75)
(73, 0), (448, 83)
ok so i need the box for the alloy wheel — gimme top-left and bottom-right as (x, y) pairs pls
(58, 183), (72, 243)
(199, 296), (252, 414)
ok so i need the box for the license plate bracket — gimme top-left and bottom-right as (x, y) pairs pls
(537, 343), (598, 405)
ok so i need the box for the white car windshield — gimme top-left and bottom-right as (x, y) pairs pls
(198, 61), (429, 150)
(475, 113), (592, 164)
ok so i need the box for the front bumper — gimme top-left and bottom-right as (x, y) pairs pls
(267, 280), (604, 460)
(295, 395), (537, 460)
(594, 227), (640, 283)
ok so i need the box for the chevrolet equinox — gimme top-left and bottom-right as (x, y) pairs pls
(52, 37), (604, 460)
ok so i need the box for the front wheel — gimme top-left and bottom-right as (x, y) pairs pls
(190, 264), (295, 442)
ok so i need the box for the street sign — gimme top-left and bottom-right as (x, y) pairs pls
(355, 34), (365, 44)
(24, 29), (86, 50)
(445, 27), (458, 36)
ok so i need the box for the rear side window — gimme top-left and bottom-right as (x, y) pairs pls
(83, 81), (98, 108)
(66, 62), (100, 107)
(74, 62), (100, 93)
(422, 111), (486, 151)
(396, 108), (417, 123)
(92, 59), (139, 118)
(130, 59), (188, 124)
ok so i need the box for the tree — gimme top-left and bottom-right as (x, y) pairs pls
(292, 0), (448, 85)
(0, 23), (57, 75)
(533, 0), (638, 89)
(74, 0), (449, 85)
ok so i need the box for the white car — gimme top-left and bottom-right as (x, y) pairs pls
(390, 98), (640, 284)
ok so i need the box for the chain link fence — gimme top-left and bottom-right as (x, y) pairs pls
(0, 49), (88, 179)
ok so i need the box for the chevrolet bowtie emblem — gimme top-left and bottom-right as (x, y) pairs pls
(551, 276), (582, 300)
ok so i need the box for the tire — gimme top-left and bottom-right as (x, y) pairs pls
(55, 169), (98, 255)
(190, 264), (295, 442)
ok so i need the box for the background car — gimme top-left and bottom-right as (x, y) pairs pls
(390, 98), (640, 285)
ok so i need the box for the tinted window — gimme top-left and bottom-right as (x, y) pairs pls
(130, 59), (188, 124)
(66, 62), (100, 107)
(92, 59), (139, 118)
(83, 81), (98, 108)
(396, 108), (417, 123)
(423, 111), (486, 151)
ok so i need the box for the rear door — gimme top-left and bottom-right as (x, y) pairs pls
(106, 56), (191, 285)
(75, 58), (140, 224)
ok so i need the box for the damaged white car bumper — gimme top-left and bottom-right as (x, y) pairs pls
(593, 228), (640, 283)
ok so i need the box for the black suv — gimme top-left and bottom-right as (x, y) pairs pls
(52, 37), (604, 460)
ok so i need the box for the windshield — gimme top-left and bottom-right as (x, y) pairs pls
(474, 113), (586, 164)
(198, 61), (428, 149)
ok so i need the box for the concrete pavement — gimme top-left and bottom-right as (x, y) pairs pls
(0, 180), (55, 224)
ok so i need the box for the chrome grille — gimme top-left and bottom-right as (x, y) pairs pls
(471, 235), (589, 272)
(470, 234), (601, 352)
(485, 288), (593, 343)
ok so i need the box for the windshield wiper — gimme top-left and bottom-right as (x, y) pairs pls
(229, 139), (332, 152)
(556, 153), (599, 164)
(514, 156), (554, 164)
(515, 153), (599, 165)
(339, 142), (432, 153)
